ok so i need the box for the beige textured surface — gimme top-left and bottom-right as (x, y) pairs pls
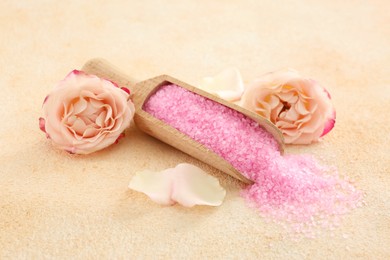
(1, 0), (389, 259)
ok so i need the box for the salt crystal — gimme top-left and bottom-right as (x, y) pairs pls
(144, 84), (363, 236)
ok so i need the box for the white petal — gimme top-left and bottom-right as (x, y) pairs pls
(171, 164), (226, 207)
(128, 164), (226, 207)
(198, 68), (244, 101)
(128, 169), (175, 205)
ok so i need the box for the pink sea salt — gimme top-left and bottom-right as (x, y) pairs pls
(144, 84), (362, 235)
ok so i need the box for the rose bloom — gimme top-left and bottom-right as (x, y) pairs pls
(39, 70), (135, 154)
(240, 69), (335, 144)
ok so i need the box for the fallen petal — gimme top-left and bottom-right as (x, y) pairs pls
(128, 169), (175, 205)
(128, 164), (226, 207)
(199, 68), (244, 102)
(171, 164), (226, 207)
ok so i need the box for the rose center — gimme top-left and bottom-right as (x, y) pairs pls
(279, 101), (291, 116)
(64, 97), (111, 136)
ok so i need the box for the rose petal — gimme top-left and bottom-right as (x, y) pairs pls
(275, 120), (295, 129)
(128, 169), (175, 205)
(270, 102), (284, 122)
(95, 111), (107, 127)
(284, 131), (302, 144)
(321, 110), (336, 137)
(296, 114), (312, 128)
(199, 68), (244, 101)
(96, 92), (118, 116)
(71, 117), (88, 135)
(292, 123), (325, 144)
(310, 79), (332, 99)
(281, 127), (299, 136)
(79, 99), (99, 118)
(255, 101), (271, 118)
(73, 97), (88, 114)
(128, 163), (226, 207)
(114, 132), (125, 144)
(295, 100), (310, 115)
(290, 132), (314, 144)
(42, 95), (49, 106)
(83, 127), (99, 138)
(39, 117), (46, 133)
(285, 106), (299, 121)
(269, 95), (280, 109)
(103, 105), (113, 122)
(90, 98), (104, 108)
(171, 164), (226, 207)
(121, 87), (130, 95)
(65, 115), (76, 125)
(277, 90), (296, 102)
(300, 112), (323, 133)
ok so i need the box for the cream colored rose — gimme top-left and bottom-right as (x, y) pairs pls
(240, 69), (335, 144)
(39, 70), (135, 154)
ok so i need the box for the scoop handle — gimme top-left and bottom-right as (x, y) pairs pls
(82, 58), (139, 91)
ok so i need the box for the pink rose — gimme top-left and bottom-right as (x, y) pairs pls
(39, 70), (135, 154)
(240, 69), (335, 144)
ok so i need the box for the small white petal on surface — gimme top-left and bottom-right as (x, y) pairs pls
(199, 68), (244, 101)
(128, 163), (226, 207)
(128, 169), (174, 205)
(171, 164), (226, 207)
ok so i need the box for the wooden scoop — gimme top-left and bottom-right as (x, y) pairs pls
(82, 58), (284, 184)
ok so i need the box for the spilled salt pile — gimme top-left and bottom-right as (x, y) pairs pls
(144, 84), (362, 235)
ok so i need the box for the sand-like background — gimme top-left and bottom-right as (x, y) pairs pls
(1, 1), (389, 258)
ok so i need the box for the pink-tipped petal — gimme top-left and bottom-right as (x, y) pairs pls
(321, 110), (336, 137)
(106, 79), (119, 88)
(65, 69), (83, 79)
(323, 86), (332, 99)
(128, 169), (175, 205)
(39, 117), (46, 133)
(66, 149), (76, 154)
(121, 87), (130, 95)
(115, 132), (125, 144)
(43, 95), (49, 106)
(63, 70), (95, 83)
(70, 69), (82, 75)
